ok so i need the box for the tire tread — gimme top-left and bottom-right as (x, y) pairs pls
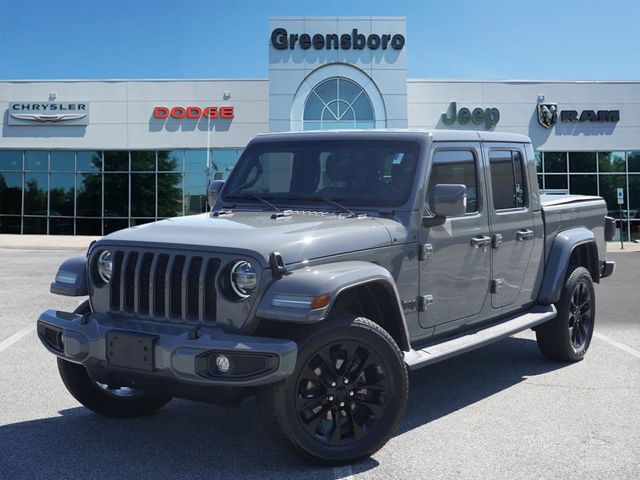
(256, 314), (408, 465)
(536, 265), (595, 362)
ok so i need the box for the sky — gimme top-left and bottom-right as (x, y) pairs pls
(0, 0), (638, 81)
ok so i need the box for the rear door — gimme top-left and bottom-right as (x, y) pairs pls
(484, 145), (535, 309)
(418, 142), (491, 329)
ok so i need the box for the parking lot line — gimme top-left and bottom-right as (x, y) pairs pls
(0, 326), (33, 353)
(594, 331), (640, 360)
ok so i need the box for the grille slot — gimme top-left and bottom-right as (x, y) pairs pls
(106, 250), (222, 324)
(138, 253), (153, 315)
(110, 251), (124, 310)
(204, 258), (220, 320)
(187, 257), (203, 319)
(153, 254), (169, 317)
(123, 252), (138, 312)
(169, 255), (186, 318)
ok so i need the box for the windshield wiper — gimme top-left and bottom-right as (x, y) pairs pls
(319, 196), (357, 217)
(251, 194), (281, 212)
(286, 195), (358, 218)
(225, 193), (281, 212)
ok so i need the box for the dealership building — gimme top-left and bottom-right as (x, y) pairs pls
(1, 16), (639, 239)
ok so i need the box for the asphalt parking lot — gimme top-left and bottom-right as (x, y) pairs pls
(0, 248), (638, 480)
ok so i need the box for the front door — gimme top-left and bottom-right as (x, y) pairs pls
(419, 143), (491, 329)
(484, 145), (535, 309)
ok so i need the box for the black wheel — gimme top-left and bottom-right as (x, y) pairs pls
(57, 301), (172, 418)
(536, 266), (595, 362)
(257, 315), (408, 465)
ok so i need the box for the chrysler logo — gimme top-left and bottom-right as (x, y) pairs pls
(8, 102), (89, 126)
(10, 113), (87, 123)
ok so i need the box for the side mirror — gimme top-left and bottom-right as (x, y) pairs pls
(208, 180), (225, 209)
(432, 184), (467, 218)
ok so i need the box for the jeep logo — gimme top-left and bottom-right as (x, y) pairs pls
(441, 102), (500, 129)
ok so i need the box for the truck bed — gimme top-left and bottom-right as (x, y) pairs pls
(540, 194), (608, 264)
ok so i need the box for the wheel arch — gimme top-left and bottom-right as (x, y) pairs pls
(538, 228), (600, 304)
(50, 255), (89, 297)
(256, 261), (411, 351)
(328, 281), (411, 352)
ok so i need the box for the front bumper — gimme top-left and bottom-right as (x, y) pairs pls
(37, 309), (297, 388)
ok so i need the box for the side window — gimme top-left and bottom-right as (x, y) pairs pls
(489, 150), (527, 210)
(427, 149), (478, 214)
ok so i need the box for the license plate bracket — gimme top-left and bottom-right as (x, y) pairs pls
(106, 331), (156, 372)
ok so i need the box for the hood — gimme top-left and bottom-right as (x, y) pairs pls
(100, 212), (399, 267)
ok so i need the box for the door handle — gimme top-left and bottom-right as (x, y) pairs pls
(470, 235), (492, 250)
(516, 229), (534, 241)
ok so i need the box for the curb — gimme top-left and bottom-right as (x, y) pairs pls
(0, 234), (99, 251)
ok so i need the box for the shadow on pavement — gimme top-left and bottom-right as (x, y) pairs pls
(0, 336), (566, 479)
(399, 336), (566, 435)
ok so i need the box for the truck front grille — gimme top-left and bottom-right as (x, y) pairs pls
(108, 250), (220, 324)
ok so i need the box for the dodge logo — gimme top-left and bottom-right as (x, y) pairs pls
(153, 106), (234, 120)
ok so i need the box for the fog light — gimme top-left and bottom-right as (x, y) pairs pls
(216, 354), (230, 373)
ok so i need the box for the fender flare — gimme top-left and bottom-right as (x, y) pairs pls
(256, 260), (411, 350)
(50, 256), (88, 297)
(538, 228), (597, 304)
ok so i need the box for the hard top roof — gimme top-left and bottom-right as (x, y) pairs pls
(254, 129), (531, 143)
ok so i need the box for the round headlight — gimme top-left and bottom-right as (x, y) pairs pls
(229, 260), (257, 299)
(97, 250), (112, 284)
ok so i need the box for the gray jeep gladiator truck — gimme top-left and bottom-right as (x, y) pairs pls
(38, 130), (615, 464)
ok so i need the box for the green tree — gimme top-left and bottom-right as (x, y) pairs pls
(157, 152), (183, 217)
(23, 177), (47, 215)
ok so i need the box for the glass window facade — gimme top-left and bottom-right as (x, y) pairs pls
(2, 147), (640, 240)
(538, 151), (640, 241)
(0, 149), (242, 235)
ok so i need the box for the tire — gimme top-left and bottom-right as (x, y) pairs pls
(256, 314), (408, 465)
(536, 266), (595, 362)
(57, 300), (172, 418)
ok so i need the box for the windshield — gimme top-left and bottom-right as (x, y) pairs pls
(222, 140), (420, 208)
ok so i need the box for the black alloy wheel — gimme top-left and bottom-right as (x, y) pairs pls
(568, 279), (593, 351)
(536, 265), (596, 362)
(257, 315), (408, 465)
(294, 339), (390, 446)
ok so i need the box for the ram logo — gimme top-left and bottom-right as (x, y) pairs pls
(537, 103), (558, 129)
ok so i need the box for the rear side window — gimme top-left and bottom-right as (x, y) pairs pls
(489, 150), (527, 210)
(427, 150), (478, 214)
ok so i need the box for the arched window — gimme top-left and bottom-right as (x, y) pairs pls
(303, 78), (375, 130)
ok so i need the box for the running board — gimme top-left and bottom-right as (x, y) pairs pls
(404, 305), (557, 370)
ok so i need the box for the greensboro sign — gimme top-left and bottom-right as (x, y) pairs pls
(271, 28), (405, 50)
